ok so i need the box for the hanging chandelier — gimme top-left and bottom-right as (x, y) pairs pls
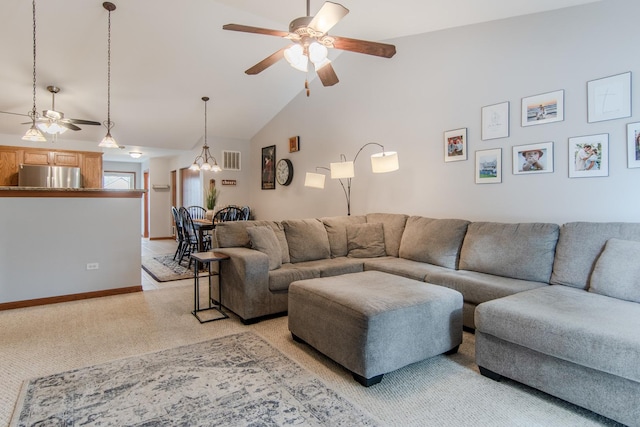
(22, 0), (46, 142)
(99, 2), (119, 148)
(190, 97), (221, 172)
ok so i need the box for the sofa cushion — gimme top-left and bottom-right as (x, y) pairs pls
(459, 222), (559, 283)
(346, 223), (386, 258)
(550, 222), (640, 290)
(364, 257), (450, 282)
(589, 238), (640, 303)
(321, 215), (367, 258)
(366, 213), (408, 257)
(475, 285), (640, 383)
(247, 226), (282, 271)
(268, 264), (319, 292)
(216, 220), (290, 263)
(399, 216), (470, 269)
(282, 218), (331, 263)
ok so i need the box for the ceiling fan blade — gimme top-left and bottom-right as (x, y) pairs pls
(60, 122), (81, 131)
(65, 118), (101, 126)
(309, 2), (349, 35)
(331, 36), (396, 58)
(223, 24), (289, 38)
(316, 62), (339, 87)
(245, 48), (286, 75)
(0, 111), (30, 117)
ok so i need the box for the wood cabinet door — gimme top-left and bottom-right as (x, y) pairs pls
(0, 150), (20, 185)
(82, 153), (103, 188)
(51, 151), (80, 167)
(22, 150), (50, 165)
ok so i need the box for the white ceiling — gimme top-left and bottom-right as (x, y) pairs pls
(0, 0), (599, 161)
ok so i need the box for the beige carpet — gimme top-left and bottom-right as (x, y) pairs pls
(0, 283), (622, 426)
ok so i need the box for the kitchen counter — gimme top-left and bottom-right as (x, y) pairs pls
(0, 187), (145, 198)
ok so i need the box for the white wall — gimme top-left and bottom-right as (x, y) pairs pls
(0, 195), (141, 303)
(103, 161), (143, 188)
(249, 0), (640, 224)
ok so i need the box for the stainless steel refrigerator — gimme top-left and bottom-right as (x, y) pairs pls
(18, 164), (82, 188)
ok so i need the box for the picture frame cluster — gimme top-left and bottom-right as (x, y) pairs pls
(443, 71), (636, 184)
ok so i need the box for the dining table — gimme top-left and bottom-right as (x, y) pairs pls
(192, 218), (216, 252)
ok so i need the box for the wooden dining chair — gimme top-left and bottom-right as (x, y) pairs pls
(179, 207), (211, 267)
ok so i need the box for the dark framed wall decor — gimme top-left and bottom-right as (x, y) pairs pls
(261, 145), (276, 189)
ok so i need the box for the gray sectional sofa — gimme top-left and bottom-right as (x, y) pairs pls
(214, 213), (640, 426)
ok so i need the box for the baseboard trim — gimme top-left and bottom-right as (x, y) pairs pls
(149, 237), (174, 241)
(0, 286), (143, 311)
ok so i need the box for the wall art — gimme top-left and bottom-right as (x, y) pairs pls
(289, 136), (300, 153)
(261, 145), (276, 189)
(512, 141), (554, 175)
(568, 134), (609, 178)
(521, 90), (564, 127)
(587, 72), (631, 123)
(627, 121), (640, 168)
(444, 128), (467, 162)
(481, 102), (509, 140)
(475, 148), (502, 184)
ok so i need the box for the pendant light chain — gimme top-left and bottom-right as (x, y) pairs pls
(29, 0), (37, 121)
(106, 6), (112, 130)
(204, 97), (208, 146)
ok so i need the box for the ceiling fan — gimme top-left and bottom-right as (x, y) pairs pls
(25, 85), (101, 136)
(223, 1), (396, 89)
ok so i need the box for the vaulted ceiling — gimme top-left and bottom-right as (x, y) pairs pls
(0, 0), (599, 160)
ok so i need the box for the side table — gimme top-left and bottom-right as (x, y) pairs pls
(190, 251), (230, 323)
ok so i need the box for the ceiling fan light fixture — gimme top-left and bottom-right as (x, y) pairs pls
(37, 121), (67, 135)
(284, 44), (308, 72)
(308, 41), (328, 64)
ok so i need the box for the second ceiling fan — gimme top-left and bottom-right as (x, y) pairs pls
(223, 1), (396, 88)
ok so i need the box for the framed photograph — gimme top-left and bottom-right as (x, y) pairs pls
(481, 102), (509, 140)
(568, 134), (609, 178)
(444, 128), (467, 162)
(521, 90), (564, 127)
(261, 145), (276, 189)
(475, 148), (502, 184)
(627, 122), (640, 168)
(587, 72), (631, 123)
(512, 142), (554, 175)
(289, 136), (300, 153)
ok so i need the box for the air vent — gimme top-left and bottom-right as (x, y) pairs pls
(223, 150), (241, 171)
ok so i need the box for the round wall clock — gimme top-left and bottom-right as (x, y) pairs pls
(276, 158), (294, 186)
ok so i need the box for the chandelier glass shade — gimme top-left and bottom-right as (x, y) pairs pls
(37, 121), (68, 135)
(190, 97), (221, 172)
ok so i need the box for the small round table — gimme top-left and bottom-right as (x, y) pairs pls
(190, 251), (230, 323)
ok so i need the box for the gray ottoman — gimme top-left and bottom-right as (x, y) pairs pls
(288, 270), (463, 386)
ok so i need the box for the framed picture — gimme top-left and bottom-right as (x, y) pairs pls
(444, 128), (467, 162)
(512, 142), (554, 175)
(627, 122), (640, 168)
(587, 72), (631, 123)
(261, 145), (276, 189)
(475, 148), (502, 184)
(481, 102), (509, 140)
(568, 134), (609, 178)
(521, 90), (564, 127)
(289, 136), (300, 153)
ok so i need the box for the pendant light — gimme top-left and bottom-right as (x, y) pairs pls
(22, 0), (46, 142)
(189, 97), (221, 172)
(99, 2), (119, 148)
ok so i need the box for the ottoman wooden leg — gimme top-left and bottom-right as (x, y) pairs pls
(353, 372), (384, 387)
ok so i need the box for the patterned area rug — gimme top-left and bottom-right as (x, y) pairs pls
(12, 332), (378, 426)
(142, 254), (197, 282)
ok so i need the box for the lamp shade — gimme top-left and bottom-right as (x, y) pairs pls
(330, 161), (355, 179)
(22, 125), (47, 142)
(99, 132), (119, 148)
(304, 172), (326, 189)
(371, 151), (399, 173)
(284, 44), (308, 72)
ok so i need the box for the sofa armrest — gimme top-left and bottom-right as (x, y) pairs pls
(215, 247), (281, 322)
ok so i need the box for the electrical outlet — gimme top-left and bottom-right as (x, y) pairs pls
(86, 263), (99, 270)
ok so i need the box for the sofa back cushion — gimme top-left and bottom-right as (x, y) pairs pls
(346, 222), (386, 258)
(551, 222), (640, 289)
(282, 218), (331, 263)
(366, 213), (408, 257)
(321, 215), (367, 258)
(399, 216), (470, 269)
(459, 222), (559, 283)
(247, 226), (282, 270)
(589, 238), (640, 303)
(216, 220), (290, 264)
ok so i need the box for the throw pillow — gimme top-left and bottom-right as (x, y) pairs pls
(589, 238), (640, 303)
(282, 219), (331, 263)
(247, 226), (282, 270)
(346, 223), (386, 258)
